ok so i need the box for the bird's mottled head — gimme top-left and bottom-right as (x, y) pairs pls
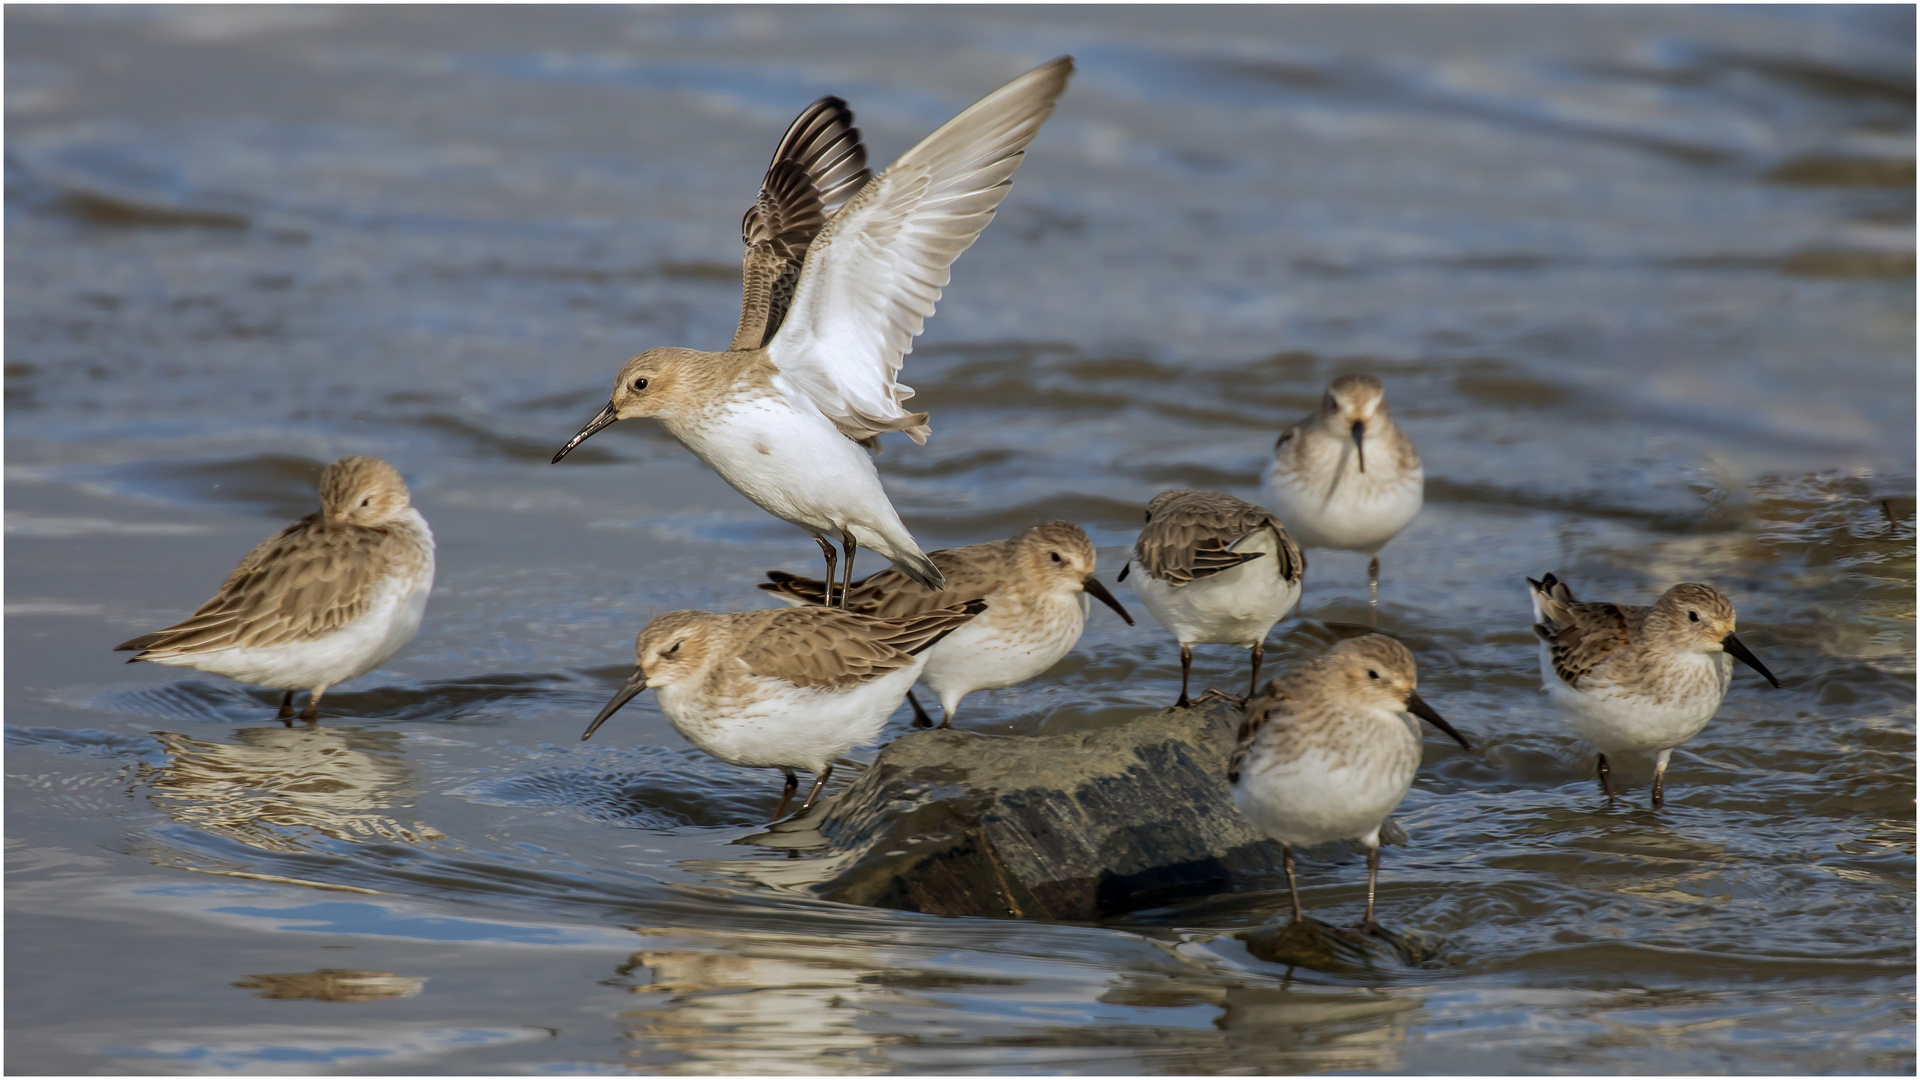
(1650, 583), (1780, 686)
(1323, 373), (1388, 423)
(1316, 633), (1473, 751)
(1016, 521), (1133, 623)
(553, 348), (713, 462)
(633, 609), (721, 688)
(319, 456), (412, 526)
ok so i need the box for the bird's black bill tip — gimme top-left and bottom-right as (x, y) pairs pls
(1082, 574), (1134, 625)
(581, 668), (648, 741)
(1722, 633), (1781, 688)
(1350, 419), (1367, 473)
(1406, 689), (1473, 752)
(553, 401), (619, 464)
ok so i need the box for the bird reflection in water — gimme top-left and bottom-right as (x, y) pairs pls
(142, 726), (441, 853)
(234, 969), (426, 1002)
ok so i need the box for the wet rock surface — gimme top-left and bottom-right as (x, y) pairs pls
(795, 698), (1288, 920)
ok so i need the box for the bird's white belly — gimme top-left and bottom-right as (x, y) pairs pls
(1233, 722), (1421, 849)
(1132, 539), (1300, 647)
(675, 395), (900, 544)
(156, 574), (432, 692)
(657, 663), (922, 775)
(1264, 459), (1422, 553)
(1539, 644), (1731, 755)
(920, 592), (1087, 708)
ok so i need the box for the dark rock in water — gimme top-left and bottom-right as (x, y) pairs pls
(799, 698), (1286, 920)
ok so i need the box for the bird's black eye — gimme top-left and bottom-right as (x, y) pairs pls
(1688, 611), (1699, 623)
(1049, 552), (1062, 563)
(666, 640), (681, 655)
(632, 377), (649, 391)
(1367, 669), (1379, 680)
(360, 497), (371, 508)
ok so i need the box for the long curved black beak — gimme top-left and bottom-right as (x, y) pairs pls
(582, 667), (649, 740)
(1082, 574), (1134, 625)
(1406, 689), (1472, 751)
(553, 401), (619, 464)
(1722, 633), (1781, 688)
(1351, 419), (1367, 474)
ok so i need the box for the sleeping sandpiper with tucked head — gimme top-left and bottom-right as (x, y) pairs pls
(1264, 374), (1422, 625)
(1121, 490), (1304, 706)
(581, 601), (987, 821)
(115, 456), (435, 723)
(758, 521), (1133, 730)
(1230, 634), (1471, 933)
(553, 58), (1075, 601)
(1528, 574), (1780, 809)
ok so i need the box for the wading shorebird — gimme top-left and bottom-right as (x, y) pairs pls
(553, 58), (1076, 602)
(1264, 374), (1422, 626)
(1527, 574), (1780, 809)
(581, 601), (987, 821)
(757, 521), (1133, 730)
(1229, 634), (1472, 935)
(1121, 490), (1304, 706)
(115, 457), (435, 723)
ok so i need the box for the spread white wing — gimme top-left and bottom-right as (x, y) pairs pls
(765, 56), (1073, 444)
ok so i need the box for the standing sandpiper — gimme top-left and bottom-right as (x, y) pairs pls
(1264, 374), (1422, 625)
(1528, 574), (1780, 809)
(115, 456), (436, 723)
(1122, 490), (1304, 706)
(553, 58), (1075, 600)
(757, 521), (1133, 730)
(1229, 634), (1471, 934)
(582, 601), (987, 821)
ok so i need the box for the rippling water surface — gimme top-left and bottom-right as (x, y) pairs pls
(7, 6), (1914, 1073)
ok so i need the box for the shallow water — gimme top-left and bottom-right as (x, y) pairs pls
(6, 5), (1914, 1073)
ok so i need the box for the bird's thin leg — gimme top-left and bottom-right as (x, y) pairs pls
(1362, 845), (1382, 933)
(1368, 555), (1381, 627)
(907, 690), (935, 729)
(1248, 641), (1265, 699)
(1283, 844), (1302, 923)
(840, 537), (858, 609)
(276, 691), (295, 722)
(771, 769), (799, 822)
(1596, 753), (1615, 801)
(813, 536), (838, 608)
(1651, 749), (1670, 810)
(936, 705), (955, 731)
(798, 764), (834, 813)
(299, 686), (327, 724)
(1177, 644), (1193, 708)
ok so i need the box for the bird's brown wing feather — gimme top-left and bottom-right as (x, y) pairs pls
(118, 519), (421, 658)
(740, 601), (985, 689)
(1136, 492), (1302, 586)
(1529, 576), (1639, 688)
(758, 541), (1008, 617)
(731, 98), (871, 351)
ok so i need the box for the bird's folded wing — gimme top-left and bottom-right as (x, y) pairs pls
(758, 545), (1001, 617)
(732, 97), (871, 351)
(743, 602), (983, 689)
(765, 57), (1073, 443)
(117, 521), (402, 656)
(1529, 577), (1638, 689)
(1138, 495), (1297, 586)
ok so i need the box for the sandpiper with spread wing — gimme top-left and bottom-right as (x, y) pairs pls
(581, 601), (987, 820)
(1230, 634), (1472, 933)
(1528, 574), (1780, 808)
(1264, 374), (1422, 625)
(553, 58), (1076, 602)
(114, 457), (435, 723)
(758, 521), (1133, 730)
(1122, 489), (1305, 706)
